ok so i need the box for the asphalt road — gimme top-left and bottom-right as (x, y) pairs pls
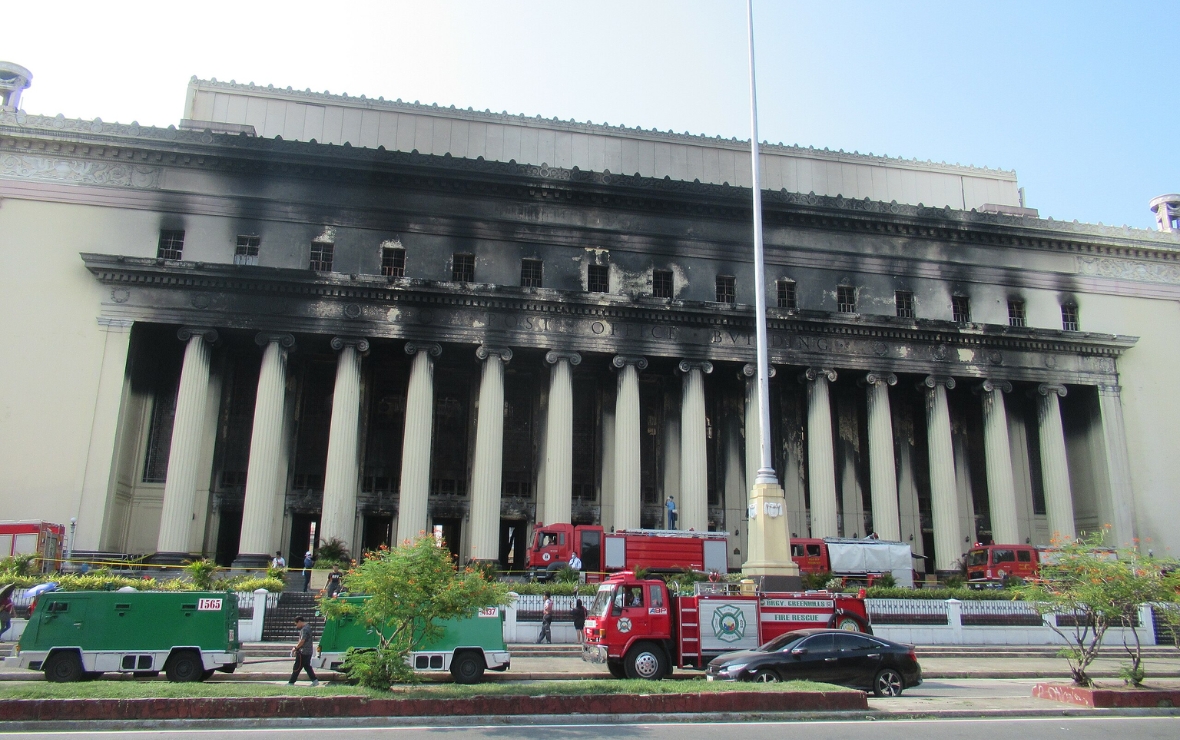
(4, 718), (1178, 739)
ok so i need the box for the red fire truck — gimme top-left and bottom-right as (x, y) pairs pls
(0, 521), (64, 573)
(965, 543), (1117, 586)
(528, 524), (728, 581)
(581, 571), (872, 679)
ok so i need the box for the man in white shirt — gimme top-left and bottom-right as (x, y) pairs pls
(568, 551), (582, 571)
(271, 551), (286, 569)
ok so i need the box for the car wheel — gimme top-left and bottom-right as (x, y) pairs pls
(43, 652), (84, 683)
(873, 668), (904, 697)
(165, 650), (204, 683)
(449, 651), (486, 685)
(624, 642), (667, 680)
(607, 660), (626, 679)
(752, 669), (780, 683)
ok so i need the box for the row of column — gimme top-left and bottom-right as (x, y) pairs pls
(777, 369), (1077, 573)
(153, 325), (1081, 571)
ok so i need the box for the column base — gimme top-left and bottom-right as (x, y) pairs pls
(232, 553), (272, 569)
(740, 573), (804, 592)
(742, 481), (800, 580)
(148, 551), (197, 566)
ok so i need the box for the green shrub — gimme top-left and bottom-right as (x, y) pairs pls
(554, 565), (579, 584)
(316, 538), (352, 566)
(217, 576), (284, 593)
(873, 573), (897, 589)
(865, 585), (1023, 601)
(0, 555), (38, 578)
(942, 574), (966, 589)
(184, 558), (219, 590)
(801, 571), (833, 590)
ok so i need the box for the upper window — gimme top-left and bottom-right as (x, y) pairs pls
(234, 235), (260, 266)
(521, 259), (543, 288)
(777, 279), (797, 310)
(452, 253), (475, 283)
(1008, 299), (1026, 327)
(836, 285), (856, 313)
(1062, 303), (1079, 332)
(587, 264), (609, 293)
(309, 241), (334, 272)
(716, 275), (736, 304)
(381, 246), (406, 278)
(652, 269), (673, 299)
(952, 295), (971, 323)
(157, 230), (185, 260)
(895, 290), (914, 319)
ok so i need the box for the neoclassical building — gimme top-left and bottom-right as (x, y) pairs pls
(2, 71), (1177, 574)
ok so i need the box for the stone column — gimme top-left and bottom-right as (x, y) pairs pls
(679, 360), (713, 532)
(319, 337), (369, 553)
(742, 364), (777, 496)
(1035, 384), (1076, 540)
(469, 346), (513, 562)
(978, 380), (1020, 545)
(612, 355), (648, 531)
(1097, 384), (1136, 546)
(396, 342), (442, 544)
(542, 351), (581, 526)
(235, 333), (295, 566)
(801, 368), (838, 538)
(155, 327), (217, 561)
(863, 372), (900, 542)
(922, 376), (962, 574)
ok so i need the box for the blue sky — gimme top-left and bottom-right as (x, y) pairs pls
(6, 1), (1174, 229)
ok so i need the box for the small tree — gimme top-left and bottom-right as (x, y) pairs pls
(318, 537), (510, 688)
(1018, 530), (1180, 687)
(183, 558), (219, 590)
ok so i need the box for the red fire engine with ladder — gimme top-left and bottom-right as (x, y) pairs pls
(581, 572), (872, 679)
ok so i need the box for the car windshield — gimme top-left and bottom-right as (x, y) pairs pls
(758, 632), (807, 652)
(589, 585), (614, 617)
(967, 550), (988, 567)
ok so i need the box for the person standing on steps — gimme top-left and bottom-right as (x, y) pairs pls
(536, 591), (554, 644)
(325, 564), (343, 598)
(271, 551), (286, 569)
(302, 551), (314, 593)
(665, 495), (677, 530)
(289, 616), (320, 686)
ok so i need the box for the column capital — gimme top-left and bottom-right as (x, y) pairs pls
(404, 341), (442, 357)
(678, 359), (713, 374)
(920, 375), (956, 390)
(254, 332), (295, 349)
(799, 367), (837, 384)
(177, 326), (218, 344)
(612, 355), (648, 371)
(1033, 383), (1068, 398)
(976, 379), (1013, 394)
(545, 350), (582, 366)
(331, 336), (370, 353)
(476, 345), (513, 363)
(861, 371), (897, 387)
(741, 363), (775, 379)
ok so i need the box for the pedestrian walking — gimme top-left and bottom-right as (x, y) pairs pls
(289, 616), (320, 686)
(325, 564), (343, 598)
(535, 591), (554, 644)
(571, 597), (587, 645)
(302, 551), (314, 593)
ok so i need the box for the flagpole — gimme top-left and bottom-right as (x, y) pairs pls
(746, 0), (775, 485)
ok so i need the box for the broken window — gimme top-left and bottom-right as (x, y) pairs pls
(778, 279), (797, 310)
(309, 241), (334, 272)
(652, 269), (673, 299)
(381, 246), (406, 277)
(587, 264), (609, 293)
(952, 295), (971, 323)
(521, 259), (543, 288)
(157, 230), (185, 260)
(715, 275), (735, 304)
(837, 285), (856, 313)
(895, 290), (914, 319)
(452, 253), (475, 283)
(1008, 299), (1026, 327)
(234, 235), (260, 266)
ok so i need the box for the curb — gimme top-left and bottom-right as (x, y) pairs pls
(0, 691), (867, 723)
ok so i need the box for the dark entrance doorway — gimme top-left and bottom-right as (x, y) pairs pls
(289, 513), (320, 565)
(433, 517), (462, 562)
(362, 514), (393, 553)
(214, 509), (242, 567)
(499, 519), (529, 572)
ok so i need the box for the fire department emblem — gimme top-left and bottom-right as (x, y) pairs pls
(711, 604), (746, 643)
(617, 618), (632, 633)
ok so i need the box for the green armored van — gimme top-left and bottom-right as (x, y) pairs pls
(313, 597), (510, 684)
(3, 591), (244, 683)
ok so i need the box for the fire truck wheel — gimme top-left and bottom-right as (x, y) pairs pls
(450, 651), (486, 684)
(43, 651), (84, 683)
(873, 668), (904, 697)
(835, 616), (864, 632)
(165, 650), (204, 683)
(624, 642), (667, 680)
(607, 660), (626, 679)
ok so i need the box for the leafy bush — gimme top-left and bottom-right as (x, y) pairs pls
(338, 647), (411, 686)
(265, 565), (287, 581)
(0, 555), (38, 578)
(942, 574), (966, 589)
(554, 565), (579, 584)
(316, 538), (352, 566)
(865, 586), (1023, 601)
(873, 573), (897, 589)
(218, 576), (284, 593)
(801, 571), (833, 590)
(184, 559), (219, 590)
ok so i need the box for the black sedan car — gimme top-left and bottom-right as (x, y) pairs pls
(705, 628), (921, 696)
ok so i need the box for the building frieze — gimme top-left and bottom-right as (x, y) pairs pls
(83, 253), (1133, 386)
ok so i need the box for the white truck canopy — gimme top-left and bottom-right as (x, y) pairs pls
(825, 538), (914, 588)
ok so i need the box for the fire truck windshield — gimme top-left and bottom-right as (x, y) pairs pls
(589, 585), (614, 617)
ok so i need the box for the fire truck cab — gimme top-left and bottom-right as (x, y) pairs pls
(582, 572), (871, 680)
